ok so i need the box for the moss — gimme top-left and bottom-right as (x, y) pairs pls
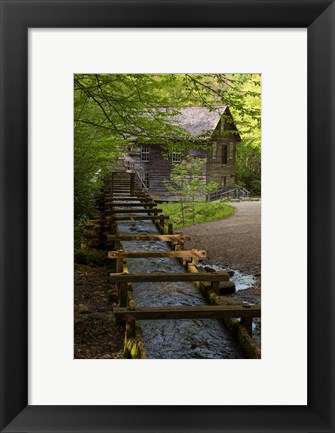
(124, 337), (134, 358)
(237, 326), (261, 359)
(130, 342), (139, 358)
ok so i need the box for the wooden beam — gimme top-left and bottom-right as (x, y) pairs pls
(84, 220), (102, 227)
(110, 271), (230, 283)
(108, 208), (163, 214)
(106, 215), (169, 221)
(105, 202), (157, 207)
(110, 194), (137, 197)
(107, 234), (191, 242)
(105, 196), (138, 200)
(108, 249), (206, 260)
(113, 305), (261, 321)
(241, 317), (253, 336)
(105, 197), (155, 202)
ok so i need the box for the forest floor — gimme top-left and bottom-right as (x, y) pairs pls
(74, 201), (261, 358)
(74, 264), (124, 359)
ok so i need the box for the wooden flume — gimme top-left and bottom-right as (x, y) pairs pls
(103, 169), (261, 359)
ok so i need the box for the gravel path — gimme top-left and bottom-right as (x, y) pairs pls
(182, 201), (261, 275)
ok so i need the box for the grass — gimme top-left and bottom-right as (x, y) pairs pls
(160, 201), (235, 229)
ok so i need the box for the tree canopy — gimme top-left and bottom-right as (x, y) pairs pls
(74, 73), (261, 221)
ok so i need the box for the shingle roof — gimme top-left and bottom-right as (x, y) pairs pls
(170, 106), (227, 137)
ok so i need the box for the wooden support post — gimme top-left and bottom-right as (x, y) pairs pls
(127, 289), (136, 310)
(168, 223), (173, 234)
(188, 262), (198, 273)
(125, 319), (135, 338)
(160, 215), (165, 231)
(119, 286), (127, 307)
(241, 318), (253, 336)
(124, 320), (136, 358)
(116, 256), (123, 273)
(115, 257), (127, 307)
(211, 281), (220, 295)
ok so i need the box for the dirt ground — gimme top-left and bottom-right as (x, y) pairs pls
(182, 201), (261, 275)
(74, 264), (124, 359)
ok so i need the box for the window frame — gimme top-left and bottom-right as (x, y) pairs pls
(221, 144), (228, 165)
(171, 149), (181, 163)
(140, 144), (150, 162)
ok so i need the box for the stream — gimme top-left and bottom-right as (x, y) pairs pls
(115, 199), (246, 359)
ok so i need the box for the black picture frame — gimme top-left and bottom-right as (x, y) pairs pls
(1, 1), (334, 432)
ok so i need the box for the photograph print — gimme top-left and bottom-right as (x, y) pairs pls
(74, 73), (261, 359)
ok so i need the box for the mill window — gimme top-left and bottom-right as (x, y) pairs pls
(172, 150), (181, 162)
(221, 145), (228, 165)
(141, 145), (149, 162)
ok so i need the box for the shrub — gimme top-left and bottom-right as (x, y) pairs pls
(250, 180), (261, 196)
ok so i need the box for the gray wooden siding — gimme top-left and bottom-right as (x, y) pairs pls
(132, 145), (207, 199)
(131, 110), (239, 199)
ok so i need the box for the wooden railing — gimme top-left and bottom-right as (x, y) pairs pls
(207, 186), (250, 202)
(122, 157), (150, 195)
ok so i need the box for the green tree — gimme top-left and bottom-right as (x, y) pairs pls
(227, 74), (261, 194)
(164, 156), (218, 224)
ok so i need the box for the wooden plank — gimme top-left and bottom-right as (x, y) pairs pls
(113, 305), (261, 321)
(84, 220), (102, 227)
(111, 194), (137, 197)
(110, 271), (230, 283)
(105, 194), (139, 203)
(108, 208), (163, 214)
(105, 202), (158, 207)
(106, 215), (169, 221)
(108, 249), (206, 259)
(107, 234), (191, 242)
(105, 197), (155, 202)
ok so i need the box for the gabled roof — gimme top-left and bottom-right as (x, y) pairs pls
(170, 106), (227, 137)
